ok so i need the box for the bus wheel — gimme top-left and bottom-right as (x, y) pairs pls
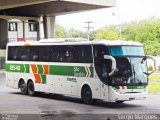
(116, 101), (124, 104)
(19, 80), (27, 95)
(27, 81), (35, 96)
(82, 86), (93, 104)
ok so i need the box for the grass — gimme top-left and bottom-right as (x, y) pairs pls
(148, 73), (160, 94)
(148, 82), (160, 94)
(149, 73), (160, 81)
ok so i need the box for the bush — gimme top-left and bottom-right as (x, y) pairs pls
(148, 66), (153, 71)
(158, 65), (160, 72)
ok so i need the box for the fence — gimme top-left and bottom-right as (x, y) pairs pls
(0, 57), (5, 69)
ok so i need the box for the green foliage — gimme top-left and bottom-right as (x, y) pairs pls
(66, 28), (86, 38)
(55, 18), (160, 56)
(55, 24), (86, 39)
(123, 18), (160, 55)
(148, 66), (153, 71)
(149, 73), (160, 94)
(94, 27), (118, 40)
(148, 82), (160, 94)
(55, 24), (67, 38)
(158, 65), (160, 72)
(149, 73), (160, 81)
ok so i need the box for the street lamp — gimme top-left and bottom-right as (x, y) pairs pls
(112, 13), (122, 40)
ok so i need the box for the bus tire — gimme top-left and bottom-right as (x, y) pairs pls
(27, 81), (35, 96)
(19, 80), (27, 95)
(82, 86), (93, 104)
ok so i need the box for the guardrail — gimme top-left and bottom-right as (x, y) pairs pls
(0, 57), (5, 69)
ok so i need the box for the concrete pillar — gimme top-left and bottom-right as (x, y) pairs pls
(43, 16), (55, 39)
(23, 21), (25, 41)
(37, 20), (40, 40)
(39, 16), (44, 39)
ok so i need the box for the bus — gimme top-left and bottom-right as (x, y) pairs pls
(5, 38), (156, 104)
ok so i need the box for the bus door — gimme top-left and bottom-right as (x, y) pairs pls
(93, 45), (111, 100)
(100, 63), (110, 100)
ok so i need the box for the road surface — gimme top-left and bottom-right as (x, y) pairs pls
(0, 73), (160, 120)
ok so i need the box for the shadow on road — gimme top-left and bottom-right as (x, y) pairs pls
(10, 91), (143, 109)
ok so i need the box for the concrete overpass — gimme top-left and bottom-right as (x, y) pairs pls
(0, 0), (115, 16)
(0, 0), (116, 49)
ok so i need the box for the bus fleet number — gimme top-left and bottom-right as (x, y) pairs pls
(10, 65), (21, 71)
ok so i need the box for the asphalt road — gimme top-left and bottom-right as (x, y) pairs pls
(0, 73), (160, 120)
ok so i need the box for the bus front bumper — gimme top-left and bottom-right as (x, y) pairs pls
(108, 86), (148, 102)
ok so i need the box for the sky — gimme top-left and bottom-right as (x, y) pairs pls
(56, 0), (160, 31)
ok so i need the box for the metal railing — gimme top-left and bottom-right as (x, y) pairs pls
(0, 57), (5, 69)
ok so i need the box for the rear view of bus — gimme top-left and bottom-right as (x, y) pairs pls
(98, 41), (156, 103)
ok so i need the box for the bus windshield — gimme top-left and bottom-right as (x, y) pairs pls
(111, 56), (148, 86)
(109, 46), (148, 86)
(109, 46), (145, 56)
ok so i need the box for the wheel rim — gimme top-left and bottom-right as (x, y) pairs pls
(84, 91), (91, 101)
(28, 82), (34, 93)
(20, 82), (26, 93)
(83, 88), (92, 104)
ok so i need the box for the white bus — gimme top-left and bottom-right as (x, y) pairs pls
(6, 38), (156, 104)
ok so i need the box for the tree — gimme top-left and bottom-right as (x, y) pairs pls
(94, 26), (118, 40)
(66, 28), (86, 38)
(55, 24), (86, 39)
(55, 18), (160, 56)
(55, 24), (67, 38)
(123, 18), (160, 55)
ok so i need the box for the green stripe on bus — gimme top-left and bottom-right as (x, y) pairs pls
(5, 64), (30, 73)
(41, 75), (46, 84)
(89, 67), (94, 77)
(114, 86), (147, 89)
(37, 65), (43, 74)
(114, 86), (120, 89)
(6, 63), (94, 78)
(49, 65), (94, 77)
(24, 64), (30, 73)
(127, 85), (147, 89)
(50, 65), (73, 76)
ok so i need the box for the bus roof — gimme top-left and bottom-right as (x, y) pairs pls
(7, 38), (143, 46)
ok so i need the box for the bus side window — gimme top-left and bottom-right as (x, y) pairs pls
(51, 46), (65, 62)
(51, 46), (75, 63)
(64, 46), (74, 62)
(30, 46), (39, 61)
(8, 47), (18, 61)
(56, 47), (66, 62)
(51, 46), (59, 62)
(39, 46), (51, 62)
(18, 47), (30, 61)
(77, 46), (93, 63)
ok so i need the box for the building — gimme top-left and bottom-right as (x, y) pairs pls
(0, 0), (115, 44)
(0, 0), (116, 60)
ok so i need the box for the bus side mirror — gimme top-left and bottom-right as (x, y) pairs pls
(146, 55), (156, 75)
(104, 55), (116, 76)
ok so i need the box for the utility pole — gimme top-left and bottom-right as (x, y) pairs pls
(84, 21), (93, 40)
(112, 13), (122, 40)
